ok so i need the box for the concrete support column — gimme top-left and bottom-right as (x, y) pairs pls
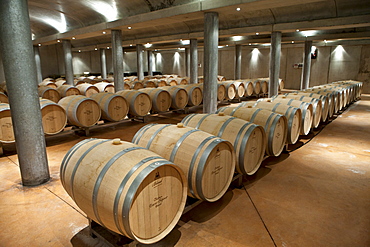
(0, 0), (50, 186)
(268, 31), (282, 98)
(62, 40), (74, 85)
(301, 40), (312, 90)
(34, 46), (42, 83)
(235, 45), (242, 80)
(147, 50), (153, 76)
(185, 48), (190, 77)
(100, 48), (107, 79)
(136, 44), (144, 80)
(203, 12), (219, 113)
(190, 39), (198, 84)
(112, 30), (124, 91)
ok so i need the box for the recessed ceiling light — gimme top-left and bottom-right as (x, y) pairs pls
(38, 43), (41, 46)
(144, 43), (152, 48)
(226, 44), (229, 47)
(57, 40), (61, 43)
(249, 43), (251, 45)
(107, 46), (110, 49)
(256, 32), (259, 35)
(78, 50), (81, 52)
(72, 37), (76, 39)
(102, 31), (106, 34)
(324, 40), (327, 43)
(292, 41), (295, 43)
(236, 7), (241, 11)
(128, 26), (132, 30)
(129, 44), (133, 47)
(95, 47), (98, 50)
(296, 29), (299, 32)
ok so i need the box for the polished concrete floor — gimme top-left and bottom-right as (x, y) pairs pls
(0, 94), (369, 247)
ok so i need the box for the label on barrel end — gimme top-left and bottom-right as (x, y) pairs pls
(149, 195), (168, 208)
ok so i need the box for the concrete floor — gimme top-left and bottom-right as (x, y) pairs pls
(0, 95), (369, 247)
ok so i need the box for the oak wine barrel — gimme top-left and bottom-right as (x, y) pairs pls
(139, 88), (171, 112)
(57, 85), (81, 98)
(90, 92), (129, 122)
(60, 138), (187, 244)
(116, 90), (152, 117)
(132, 123), (236, 202)
(181, 113), (266, 175)
(76, 84), (99, 97)
(38, 86), (61, 103)
(0, 103), (15, 143)
(39, 99), (67, 135)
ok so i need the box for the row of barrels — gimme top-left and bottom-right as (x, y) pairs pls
(58, 80), (363, 244)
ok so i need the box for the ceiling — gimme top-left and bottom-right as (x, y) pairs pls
(29, 0), (370, 51)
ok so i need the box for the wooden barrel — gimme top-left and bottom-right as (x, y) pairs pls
(220, 82), (236, 100)
(176, 78), (188, 85)
(142, 80), (157, 88)
(262, 97), (313, 135)
(218, 75), (227, 81)
(55, 80), (68, 87)
(57, 85), (81, 98)
(304, 89), (335, 118)
(181, 113), (266, 175)
(241, 80), (254, 97)
(76, 84), (99, 97)
(160, 86), (189, 110)
(291, 92), (329, 122)
(198, 76), (204, 84)
(217, 106), (287, 157)
(74, 80), (86, 86)
(139, 88), (171, 112)
(284, 93), (328, 123)
(90, 93), (128, 122)
(60, 138), (187, 244)
(312, 87), (341, 113)
(38, 86), (61, 103)
(39, 99), (67, 135)
(0, 103), (15, 143)
(258, 79), (268, 94)
(0, 92), (9, 103)
(58, 95), (101, 127)
(176, 84), (203, 106)
(252, 80), (261, 94)
(276, 94), (322, 128)
(39, 81), (57, 88)
(157, 79), (169, 87)
(232, 81), (246, 99)
(132, 123), (236, 202)
(279, 79), (285, 91)
(94, 82), (115, 93)
(240, 101), (302, 145)
(127, 81), (144, 90)
(116, 90), (152, 117)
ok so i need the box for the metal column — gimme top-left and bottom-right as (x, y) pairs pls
(100, 48), (107, 79)
(147, 50), (153, 76)
(0, 0), (50, 186)
(185, 48), (190, 77)
(190, 39), (198, 84)
(269, 31), (282, 98)
(136, 44), (144, 80)
(112, 30), (124, 91)
(34, 45), (43, 83)
(235, 45), (242, 80)
(203, 12), (219, 113)
(62, 40), (74, 85)
(301, 40), (312, 90)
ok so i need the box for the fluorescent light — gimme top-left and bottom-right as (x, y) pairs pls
(218, 45), (224, 48)
(232, 36), (243, 41)
(300, 30), (318, 37)
(181, 39), (190, 45)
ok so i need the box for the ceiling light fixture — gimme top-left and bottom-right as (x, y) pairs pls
(102, 31), (106, 34)
(236, 7), (241, 11)
(78, 50), (81, 52)
(232, 36), (243, 41)
(95, 47), (98, 50)
(130, 44), (133, 47)
(292, 41), (295, 43)
(144, 43), (152, 48)
(256, 32), (259, 35)
(57, 39), (61, 42)
(128, 26), (132, 30)
(107, 46), (110, 49)
(296, 29), (299, 32)
(38, 43), (41, 46)
(181, 39), (190, 45)
(72, 37), (76, 39)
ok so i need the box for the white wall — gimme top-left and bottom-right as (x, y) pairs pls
(1, 44), (369, 93)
